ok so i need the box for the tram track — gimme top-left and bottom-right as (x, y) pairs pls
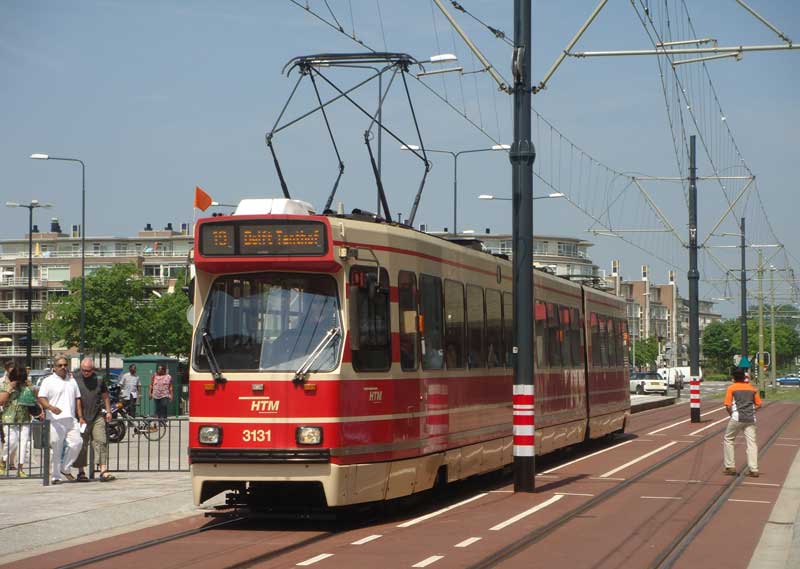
(466, 402), (799, 569)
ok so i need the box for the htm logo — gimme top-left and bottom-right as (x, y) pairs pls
(369, 390), (383, 402)
(251, 400), (280, 413)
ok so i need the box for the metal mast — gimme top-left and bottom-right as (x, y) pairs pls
(688, 135), (700, 423)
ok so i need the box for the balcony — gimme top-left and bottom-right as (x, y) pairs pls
(0, 300), (43, 311)
(0, 249), (188, 261)
(0, 323), (29, 334)
(0, 277), (48, 288)
(0, 346), (49, 357)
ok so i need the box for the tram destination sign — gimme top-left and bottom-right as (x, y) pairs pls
(200, 220), (327, 256)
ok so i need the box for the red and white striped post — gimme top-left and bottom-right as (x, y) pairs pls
(690, 376), (701, 422)
(513, 384), (535, 464)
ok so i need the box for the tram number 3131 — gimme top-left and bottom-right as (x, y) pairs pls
(242, 429), (272, 443)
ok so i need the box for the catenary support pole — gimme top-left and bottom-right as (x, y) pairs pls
(511, 0), (536, 492)
(758, 249), (765, 398)
(770, 267), (776, 389)
(26, 205), (33, 369)
(740, 217), (748, 361)
(688, 135), (701, 423)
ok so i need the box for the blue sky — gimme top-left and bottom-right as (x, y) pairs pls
(1, 1), (798, 315)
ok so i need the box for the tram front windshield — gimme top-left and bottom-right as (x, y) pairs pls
(194, 273), (341, 372)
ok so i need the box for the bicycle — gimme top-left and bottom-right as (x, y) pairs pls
(107, 402), (167, 442)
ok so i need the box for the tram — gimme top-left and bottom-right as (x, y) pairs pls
(188, 198), (630, 508)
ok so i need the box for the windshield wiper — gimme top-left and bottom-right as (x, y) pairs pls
(201, 328), (227, 384)
(293, 327), (341, 385)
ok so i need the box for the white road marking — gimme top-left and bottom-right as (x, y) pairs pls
(542, 439), (635, 474)
(351, 534), (382, 545)
(641, 496), (682, 500)
(665, 479), (702, 484)
(535, 474), (559, 478)
(599, 442), (677, 478)
(774, 443), (799, 447)
(296, 553), (334, 566)
(743, 482), (780, 487)
(454, 537), (482, 548)
(779, 437), (800, 440)
(397, 493), (487, 528)
(489, 494), (564, 531)
(557, 492), (594, 497)
(647, 407), (725, 435)
(688, 416), (729, 435)
(412, 555), (444, 567)
(729, 499), (772, 504)
(589, 477), (626, 481)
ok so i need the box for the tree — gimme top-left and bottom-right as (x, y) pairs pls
(128, 288), (192, 358)
(48, 263), (150, 356)
(701, 320), (738, 372)
(631, 336), (659, 370)
(32, 302), (66, 357)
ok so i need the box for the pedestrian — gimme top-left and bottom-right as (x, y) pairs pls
(118, 364), (140, 416)
(0, 360), (13, 472)
(149, 365), (173, 422)
(74, 358), (115, 482)
(37, 356), (84, 484)
(0, 366), (36, 477)
(723, 366), (762, 477)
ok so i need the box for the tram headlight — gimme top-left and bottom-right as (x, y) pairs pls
(199, 425), (221, 445)
(296, 426), (322, 445)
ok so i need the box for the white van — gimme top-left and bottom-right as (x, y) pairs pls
(658, 367), (702, 388)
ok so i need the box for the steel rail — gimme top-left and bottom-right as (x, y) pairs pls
(466, 402), (793, 569)
(652, 404), (800, 568)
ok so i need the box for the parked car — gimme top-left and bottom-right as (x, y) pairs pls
(630, 371), (668, 395)
(27, 369), (50, 390)
(776, 374), (800, 387)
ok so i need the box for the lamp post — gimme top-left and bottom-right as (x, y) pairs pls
(401, 144), (510, 233)
(30, 153), (86, 358)
(478, 192), (564, 201)
(5, 200), (53, 368)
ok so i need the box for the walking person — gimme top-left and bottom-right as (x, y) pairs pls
(74, 358), (115, 482)
(149, 365), (173, 424)
(0, 366), (36, 477)
(723, 366), (762, 477)
(118, 364), (140, 416)
(0, 360), (13, 472)
(37, 356), (84, 484)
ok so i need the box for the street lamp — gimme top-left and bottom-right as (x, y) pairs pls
(478, 192), (564, 201)
(30, 153), (86, 358)
(401, 143), (510, 234)
(5, 200), (53, 368)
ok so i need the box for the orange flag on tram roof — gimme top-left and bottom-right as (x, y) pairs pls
(194, 186), (213, 211)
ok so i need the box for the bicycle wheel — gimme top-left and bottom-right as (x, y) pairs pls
(143, 419), (167, 441)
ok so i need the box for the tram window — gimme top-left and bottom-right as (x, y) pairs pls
(420, 274), (444, 370)
(485, 289), (502, 368)
(466, 285), (485, 368)
(398, 271), (418, 371)
(560, 305), (573, 367)
(590, 312), (602, 366)
(503, 293), (513, 367)
(444, 280), (465, 369)
(534, 301), (548, 368)
(598, 315), (610, 367)
(607, 317), (618, 366)
(349, 266), (391, 372)
(546, 303), (562, 367)
(571, 308), (584, 365)
(621, 320), (630, 366)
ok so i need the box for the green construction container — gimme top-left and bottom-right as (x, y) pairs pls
(121, 355), (186, 417)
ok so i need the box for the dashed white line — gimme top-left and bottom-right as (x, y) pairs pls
(542, 439), (636, 474)
(296, 553), (334, 566)
(589, 476), (626, 481)
(455, 537), (482, 548)
(665, 479), (702, 484)
(397, 493), (487, 528)
(599, 442), (677, 478)
(647, 406), (725, 435)
(641, 496), (682, 500)
(351, 534), (382, 545)
(688, 416), (729, 435)
(556, 492), (594, 497)
(729, 499), (772, 504)
(489, 494), (564, 531)
(743, 482), (780, 487)
(774, 443), (799, 447)
(412, 555), (444, 567)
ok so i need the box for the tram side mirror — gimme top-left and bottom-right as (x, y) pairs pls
(348, 284), (361, 351)
(182, 277), (195, 305)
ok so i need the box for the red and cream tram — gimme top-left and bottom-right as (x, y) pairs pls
(188, 198), (630, 508)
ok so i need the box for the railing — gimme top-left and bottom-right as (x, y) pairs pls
(0, 300), (43, 311)
(106, 417), (189, 472)
(0, 323), (28, 333)
(0, 278), (48, 288)
(0, 420), (51, 485)
(0, 249), (190, 261)
(0, 346), (49, 357)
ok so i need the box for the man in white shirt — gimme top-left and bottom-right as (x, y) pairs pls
(118, 364), (140, 415)
(37, 356), (84, 484)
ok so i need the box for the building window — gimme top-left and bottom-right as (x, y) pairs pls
(557, 242), (578, 257)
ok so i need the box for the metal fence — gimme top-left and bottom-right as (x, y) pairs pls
(1, 417), (189, 486)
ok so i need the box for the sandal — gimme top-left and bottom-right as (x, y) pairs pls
(76, 472), (89, 482)
(60, 471), (75, 481)
(98, 472), (116, 482)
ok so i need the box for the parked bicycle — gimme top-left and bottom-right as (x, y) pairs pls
(106, 384), (167, 443)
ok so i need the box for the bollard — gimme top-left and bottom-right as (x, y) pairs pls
(690, 377), (701, 423)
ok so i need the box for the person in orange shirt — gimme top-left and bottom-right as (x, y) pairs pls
(723, 367), (762, 477)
